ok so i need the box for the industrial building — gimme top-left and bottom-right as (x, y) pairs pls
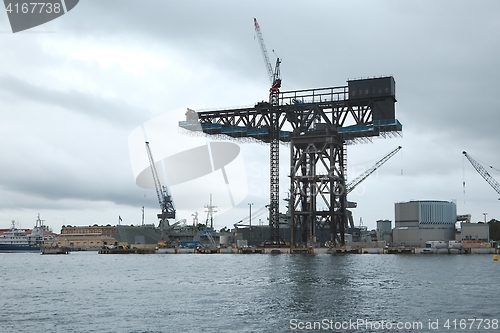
(58, 224), (118, 250)
(392, 200), (457, 247)
(376, 220), (392, 244)
(460, 222), (489, 242)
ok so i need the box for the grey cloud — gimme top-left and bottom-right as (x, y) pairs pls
(0, 74), (150, 126)
(1, 0), (500, 231)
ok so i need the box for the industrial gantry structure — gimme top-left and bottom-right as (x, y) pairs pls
(179, 19), (402, 247)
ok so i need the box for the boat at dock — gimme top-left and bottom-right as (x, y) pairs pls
(113, 220), (228, 248)
(113, 195), (230, 248)
(0, 215), (50, 252)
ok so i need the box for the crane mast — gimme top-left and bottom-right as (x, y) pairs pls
(254, 17), (283, 245)
(463, 151), (500, 197)
(145, 142), (176, 228)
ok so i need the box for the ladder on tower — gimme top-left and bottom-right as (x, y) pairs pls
(254, 18), (285, 246)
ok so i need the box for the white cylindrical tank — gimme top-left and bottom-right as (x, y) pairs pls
(434, 242), (447, 249)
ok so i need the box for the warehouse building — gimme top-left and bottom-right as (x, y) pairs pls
(57, 224), (118, 250)
(461, 222), (489, 242)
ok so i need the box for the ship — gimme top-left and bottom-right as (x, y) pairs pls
(113, 219), (222, 247)
(113, 199), (230, 248)
(0, 214), (51, 252)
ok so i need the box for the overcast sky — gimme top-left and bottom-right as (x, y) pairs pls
(1, 0), (499, 233)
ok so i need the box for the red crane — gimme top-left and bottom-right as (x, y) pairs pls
(253, 18), (283, 245)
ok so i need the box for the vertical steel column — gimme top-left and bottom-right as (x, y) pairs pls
(290, 142), (296, 248)
(290, 133), (347, 247)
(290, 138), (311, 248)
(267, 88), (282, 245)
(330, 142), (346, 246)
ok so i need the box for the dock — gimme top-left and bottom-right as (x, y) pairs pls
(41, 246), (69, 255)
(98, 246), (155, 254)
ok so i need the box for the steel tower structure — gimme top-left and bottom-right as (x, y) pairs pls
(180, 76), (401, 247)
(179, 16), (400, 248)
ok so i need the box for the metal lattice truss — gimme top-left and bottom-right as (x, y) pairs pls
(463, 151), (500, 197)
(289, 136), (347, 246)
(181, 87), (401, 140)
(179, 79), (401, 247)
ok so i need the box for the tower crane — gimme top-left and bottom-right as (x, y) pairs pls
(463, 151), (500, 198)
(253, 17), (283, 245)
(253, 18), (281, 93)
(145, 142), (176, 233)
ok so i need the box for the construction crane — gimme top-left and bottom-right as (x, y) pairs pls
(254, 17), (283, 245)
(343, 146), (402, 228)
(145, 142), (176, 232)
(463, 151), (500, 198)
(253, 18), (281, 92)
(346, 146), (402, 194)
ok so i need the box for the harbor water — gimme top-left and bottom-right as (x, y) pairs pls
(1, 252), (499, 333)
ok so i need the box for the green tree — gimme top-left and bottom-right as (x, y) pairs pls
(488, 219), (500, 241)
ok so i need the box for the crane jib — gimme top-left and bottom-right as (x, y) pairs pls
(463, 151), (500, 197)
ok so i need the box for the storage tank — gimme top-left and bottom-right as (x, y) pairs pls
(219, 235), (230, 246)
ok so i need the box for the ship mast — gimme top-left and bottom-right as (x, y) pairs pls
(204, 194), (218, 229)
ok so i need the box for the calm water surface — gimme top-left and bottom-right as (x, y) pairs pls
(1, 252), (499, 332)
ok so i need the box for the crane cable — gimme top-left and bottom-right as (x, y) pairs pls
(463, 154), (466, 204)
(471, 154), (500, 175)
(400, 147), (403, 175)
(463, 152), (500, 204)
